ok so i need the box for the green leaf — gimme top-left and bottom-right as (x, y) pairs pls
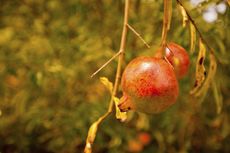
(113, 97), (127, 122)
(100, 77), (113, 94)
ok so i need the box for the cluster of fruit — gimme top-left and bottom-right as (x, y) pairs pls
(119, 42), (190, 114)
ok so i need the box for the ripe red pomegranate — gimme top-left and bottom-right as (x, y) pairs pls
(118, 56), (179, 114)
(164, 42), (190, 78)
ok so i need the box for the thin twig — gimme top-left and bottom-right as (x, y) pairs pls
(127, 24), (150, 48)
(176, 0), (215, 55)
(84, 0), (130, 152)
(90, 50), (122, 78)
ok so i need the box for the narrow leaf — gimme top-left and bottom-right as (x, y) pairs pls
(189, 22), (196, 54)
(100, 77), (113, 94)
(178, 4), (188, 27)
(212, 81), (223, 114)
(167, 0), (172, 30)
(113, 97), (127, 122)
(190, 39), (206, 94)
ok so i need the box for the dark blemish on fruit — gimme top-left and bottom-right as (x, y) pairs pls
(204, 71), (207, 76)
(199, 57), (204, 65)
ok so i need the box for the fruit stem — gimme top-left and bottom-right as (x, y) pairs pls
(160, 0), (172, 57)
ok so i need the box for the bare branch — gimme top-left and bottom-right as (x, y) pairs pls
(84, 0), (130, 152)
(127, 24), (150, 48)
(90, 50), (122, 78)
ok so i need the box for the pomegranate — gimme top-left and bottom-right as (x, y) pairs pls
(118, 56), (179, 114)
(164, 42), (190, 78)
(138, 132), (151, 145)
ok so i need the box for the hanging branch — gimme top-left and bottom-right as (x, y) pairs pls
(176, 0), (215, 55)
(84, 0), (130, 152)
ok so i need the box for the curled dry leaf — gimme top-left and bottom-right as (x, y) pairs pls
(194, 53), (217, 98)
(114, 97), (127, 122)
(190, 39), (206, 95)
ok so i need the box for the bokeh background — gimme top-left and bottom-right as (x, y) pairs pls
(0, 0), (229, 153)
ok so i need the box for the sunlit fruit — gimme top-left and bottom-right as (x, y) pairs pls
(118, 56), (179, 114)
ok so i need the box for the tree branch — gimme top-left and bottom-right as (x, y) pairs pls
(176, 0), (215, 55)
(84, 0), (130, 152)
(90, 50), (122, 78)
(127, 24), (150, 48)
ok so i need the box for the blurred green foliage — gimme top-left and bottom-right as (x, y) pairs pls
(0, 0), (229, 153)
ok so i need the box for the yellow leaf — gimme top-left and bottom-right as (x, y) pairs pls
(190, 39), (206, 95)
(178, 4), (188, 27)
(194, 53), (217, 98)
(189, 22), (196, 54)
(100, 77), (113, 94)
(113, 97), (127, 122)
(212, 81), (222, 114)
(86, 121), (98, 144)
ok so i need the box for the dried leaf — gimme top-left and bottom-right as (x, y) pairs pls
(84, 121), (99, 153)
(87, 122), (98, 144)
(100, 77), (113, 94)
(189, 22), (196, 54)
(194, 53), (217, 97)
(190, 39), (206, 94)
(212, 81), (223, 114)
(113, 97), (127, 122)
(178, 4), (188, 27)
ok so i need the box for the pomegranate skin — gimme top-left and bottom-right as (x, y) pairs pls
(166, 42), (190, 78)
(119, 57), (179, 114)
